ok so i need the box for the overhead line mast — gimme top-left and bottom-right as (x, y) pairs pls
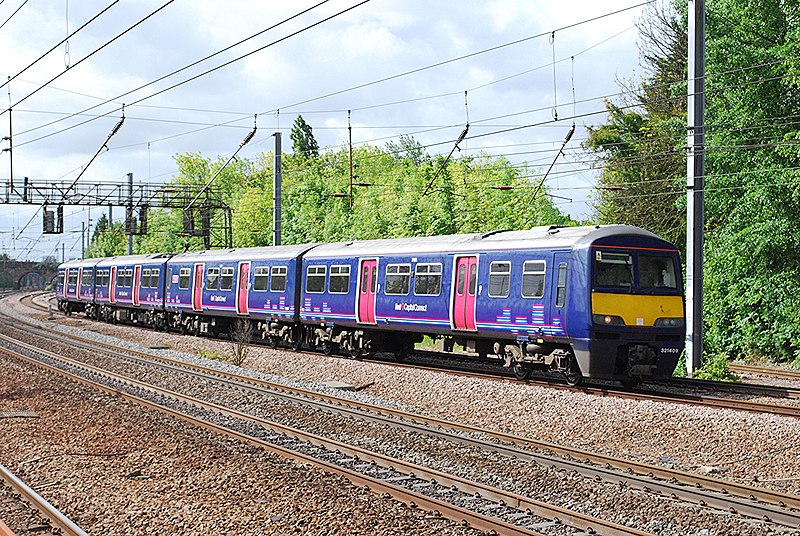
(686, 0), (705, 376)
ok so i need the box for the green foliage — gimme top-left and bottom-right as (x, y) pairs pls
(587, 1), (800, 366)
(87, 137), (573, 260)
(198, 348), (225, 362)
(672, 355), (687, 378)
(290, 115), (320, 158)
(694, 353), (740, 382)
(701, 1), (800, 363)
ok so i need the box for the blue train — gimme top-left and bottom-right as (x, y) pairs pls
(56, 225), (685, 386)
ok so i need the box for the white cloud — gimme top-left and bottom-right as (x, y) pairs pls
(0, 0), (651, 258)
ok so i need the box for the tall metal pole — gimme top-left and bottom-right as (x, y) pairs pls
(81, 221), (85, 259)
(127, 172), (133, 255)
(273, 132), (282, 246)
(685, 0), (705, 376)
(348, 110), (353, 210)
(7, 76), (12, 193)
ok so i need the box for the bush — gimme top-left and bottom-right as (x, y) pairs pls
(694, 352), (740, 382)
(198, 348), (224, 362)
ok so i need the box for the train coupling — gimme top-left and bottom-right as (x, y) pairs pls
(627, 344), (657, 376)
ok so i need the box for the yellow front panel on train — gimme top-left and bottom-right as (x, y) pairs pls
(591, 292), (684, 326)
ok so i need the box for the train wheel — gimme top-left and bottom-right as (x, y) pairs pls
(512, 363), (532, 381)
(564, 356), (583, 387)
(269, 336), (279, 349)
(291, 327), (303, 351)
(393, 343), (411, 360)
(621, 377), (640, 389)
(321, 341), (337, 356)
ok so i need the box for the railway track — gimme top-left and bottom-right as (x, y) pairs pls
(12, 292), (800, 418)
(3, 318), (800, 531)
(0, 462), (87, 536)
(0, 332), (656, 536)
(730, 363), (800, 381)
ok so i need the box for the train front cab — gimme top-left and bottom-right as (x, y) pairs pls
(577, 239), (684, 384)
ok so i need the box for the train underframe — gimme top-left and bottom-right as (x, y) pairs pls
(64, 303), (667, 387)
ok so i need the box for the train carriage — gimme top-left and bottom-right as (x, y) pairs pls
(163, 245), (313, 337)
(56, 224), (684, 386)
(56, 257), (105, 315)
(90, 254), (172, 325)
(298, 225), (684, 384)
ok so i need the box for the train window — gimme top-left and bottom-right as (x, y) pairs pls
(361, 266), (369, 293)
(414, 263), (442, 296)
(468, 263), (477, 296)
(385, 264), (411, 295)
(639, 255), (678, 289)
(124, 269), (133, 288)
(67, 270), (77, 286)
(102, 270), (109, 287)
(488, 262), (511, 298)
(456, 264), (465, 296)
(179, 268), (191, 289)
(270, 266), (288, 292)
(329, 265), (350, 294)
(556, 263), (567, 308)
(594, 252), (633, 288)
(81, 271), (92, 286)
(521, 261), (546, 298)
(220, 267), (235, 291)
(253, 267), (269, 291)
(142, 269), (151, 289)
(206, 267), (220, 290)
(151, 268), (160, 289)
(306, 266), (326, 293)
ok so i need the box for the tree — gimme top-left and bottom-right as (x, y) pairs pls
(584, 1), (687, 249)
(290, 115), (319, 158)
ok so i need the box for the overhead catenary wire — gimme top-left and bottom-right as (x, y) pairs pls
(185, 115), (257, 210)
(0, 0), (122, 92)
(7, 2), (800, 253)
(12, 0), (649, 148)
(0, 0), (29, 30)
(3, 1), (178, 114)
(11, 0), (346, 138)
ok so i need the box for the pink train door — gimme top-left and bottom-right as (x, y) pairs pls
(236, 262), (250, 315)
(110, 266), (117, 303)
(133, 265), (142, 306)
(77, 268), (83, 299)
(357, 259), (377, 324)
(192, 263), (204, 312)
(452, 256), (478, 331)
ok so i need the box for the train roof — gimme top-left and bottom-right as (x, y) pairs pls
(303, 225), (669, 258)
(59, 257), (109, 269)
(167, 243), (315, 264)
(93, 253), (174, 267)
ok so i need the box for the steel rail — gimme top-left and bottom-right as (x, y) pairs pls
(730, 364), (800, 381)
(0, 462), (88, 536)
(0, 336), (654, 536)
(3, 320), (800, 528)
(14, 293), (800, 419)
(1, 316), (800, 526)
(664, 376), (800, 400)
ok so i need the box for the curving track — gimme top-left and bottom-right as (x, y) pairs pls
(2, 313), (800, 532)
(0, 330), (653, 536)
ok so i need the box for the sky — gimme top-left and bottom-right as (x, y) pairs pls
(0, 0), (654, 261)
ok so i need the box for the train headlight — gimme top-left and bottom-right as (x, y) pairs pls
(592, 314), (625, 326)
(654, 317), (684, 327)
